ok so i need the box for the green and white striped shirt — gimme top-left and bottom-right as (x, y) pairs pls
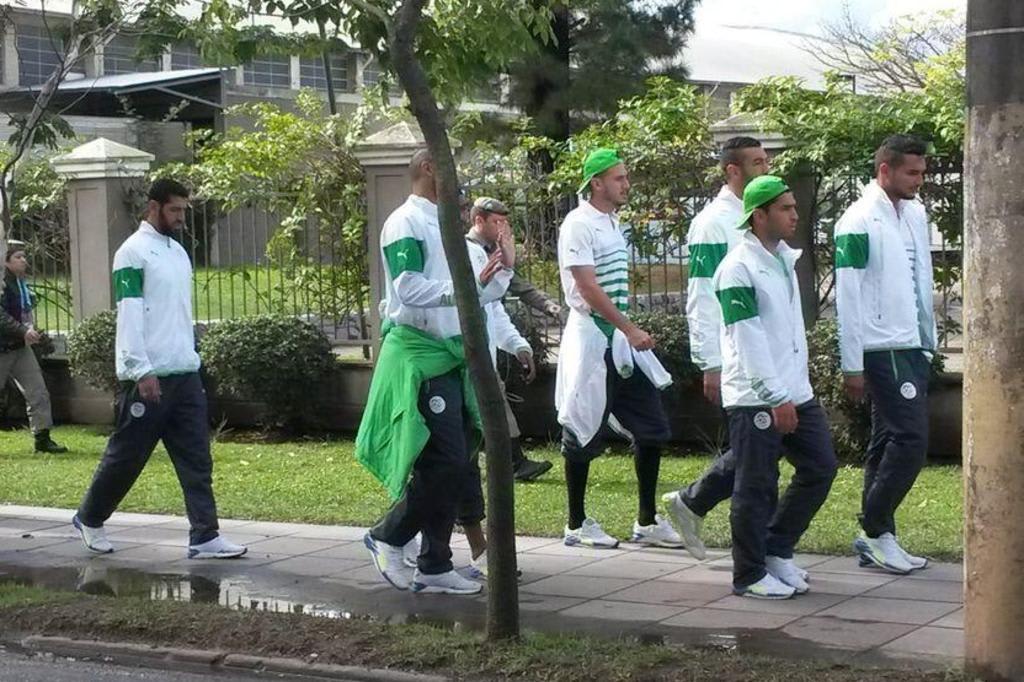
(558, 200), (630, 340)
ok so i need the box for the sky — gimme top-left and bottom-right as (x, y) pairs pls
(693, 0), (965, 35)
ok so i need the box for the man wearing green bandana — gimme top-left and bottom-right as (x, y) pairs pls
(358, 149), (514, 596)
(555, 148), (682, 550)
(715, 175), (837, 599)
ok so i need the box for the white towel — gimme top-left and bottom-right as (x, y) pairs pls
(611, 329), (673, 389)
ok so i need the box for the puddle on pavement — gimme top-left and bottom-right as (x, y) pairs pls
(0, 561), (918, 669)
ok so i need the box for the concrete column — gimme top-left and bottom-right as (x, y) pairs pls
(711, 113), (817, 326)
(963, 2), (1024, 680)
(353, 121), (425, 357)
(3, 23), (19, 86)
(50, 138), (154, 322)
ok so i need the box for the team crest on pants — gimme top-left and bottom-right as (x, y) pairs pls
(900, 382), (917, 400)
(130, 402), (146, 418)
(753, 411), (772, 430)
(428, 396), (446, 414)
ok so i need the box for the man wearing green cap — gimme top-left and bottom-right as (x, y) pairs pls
(555, 148), (682, 550)
(715, 175), (837, 599)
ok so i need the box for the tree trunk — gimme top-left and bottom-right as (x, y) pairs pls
(389, 0), (520, 641)
(317, 22), (338, 116)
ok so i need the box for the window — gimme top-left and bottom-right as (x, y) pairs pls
(299, 53), (349, 93)
(361, 56), (400, 94)
(171, 43), (206, 70)
(103, 35), (160, 75)
(244, 55), (290, 88)
(16, 24), (64, 87)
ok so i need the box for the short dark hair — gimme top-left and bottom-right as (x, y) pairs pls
(874, 134), (928, 173)
(720, 136), (762, 172)
(148, 178), (190, 204)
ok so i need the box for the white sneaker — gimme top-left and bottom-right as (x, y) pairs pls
(411, 569), (482, 595)
(736, 572), (796, 600)
(188, 535), (247, 559)
(563, 518), (619, 549)
(467, 552), (522, 580)
(766, 555), (809, 594)
(662, 492), (707, 560)
(72, 515), (113, 554)
(631, 514), (685, 548)
(402, 533), (421, 569)
(854, 532), (913, 575)
(364, 532), (414, 590)
(894, 536), (929, 570)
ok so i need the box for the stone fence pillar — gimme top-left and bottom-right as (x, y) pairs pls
(353, 121), (426, 358)
(51, 138), (153, 322)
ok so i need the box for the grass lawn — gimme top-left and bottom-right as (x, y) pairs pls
(0, 425), (963, 560)
(0, 583), (970, 682)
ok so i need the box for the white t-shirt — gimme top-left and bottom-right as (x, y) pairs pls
(557, 201), (629, 327)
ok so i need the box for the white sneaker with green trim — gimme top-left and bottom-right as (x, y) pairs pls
(766, 555), (809, 594)
(662, 492), (707, 560)
(564, 518), (619, 549)
(854, 532), (913, 575)
(736, 572), (796, 600)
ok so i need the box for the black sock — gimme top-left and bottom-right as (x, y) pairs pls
(565, 459), (590, 529)
(634, 443), (661, 527)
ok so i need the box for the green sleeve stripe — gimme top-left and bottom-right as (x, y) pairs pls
(594, 250), (627, 265)
(596, 277), (631, 288)
(717, 286), (758, 325)
(688, 242), (728, 278)
(602, 287), (630, 299)
(383, 237), (425, 280)
(595, 260), (628, 275)
(113, 267), (144, 301)
(835, 233), (869, 269)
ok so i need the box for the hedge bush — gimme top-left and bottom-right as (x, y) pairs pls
(66, 310), (119, 393)
(199, 315), (336, 430)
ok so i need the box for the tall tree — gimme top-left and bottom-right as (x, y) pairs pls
(507, 0), (700, 143)
(155, 0), (554, 640)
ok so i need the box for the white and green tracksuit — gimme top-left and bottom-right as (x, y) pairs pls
(715, 232), (836, 590)
(834, 180), (936, 538)
(78, 221), (218, 547)
(686, 185), (745, 373)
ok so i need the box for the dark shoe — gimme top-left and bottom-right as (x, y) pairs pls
(513, 458), (552, 482)
(35, 430), (68, 454)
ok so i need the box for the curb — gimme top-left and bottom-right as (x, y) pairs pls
(19, 635), (450, 682)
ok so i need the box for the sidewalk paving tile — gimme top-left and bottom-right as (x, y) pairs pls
(525, 543), (626, 559)
(565, 557), (685, 580)
(603, 579), (732, 606)
(903, 563), (963, 582)
(515, 553), (603, 576)
(804, 572), (900, 596)
(657, 563), (734, 584)
(559, 599), (689, 623)
(702, 592), (849, 617)
(251, 556), (364, 578)
(243, 537), (349, 556)
(816, 596), (959, 625)
(305, 542), (367, 561)
(521, 575), (642, 599)
(516, 595), (588, 612)
(928, 607), (963, 629)
(879, 626), (964, 658)
(662, 608), (798, 630)
(782, 616), (917, 650)
(862, 578), (963, 603)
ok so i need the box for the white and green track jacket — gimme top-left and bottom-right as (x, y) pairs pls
(685, 185), (744, 372)
(714, 231), (813, 409)
(834, 181), (937, 374)
(379, 194), (512, 340)
(112, 221), (201, 382)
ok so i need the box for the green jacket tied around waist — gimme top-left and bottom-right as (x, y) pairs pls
(355, 324), (482, 500)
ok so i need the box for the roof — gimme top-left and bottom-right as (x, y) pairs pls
(32, 68), (224, 93)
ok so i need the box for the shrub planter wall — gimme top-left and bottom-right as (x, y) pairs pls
(11, 357), (963, 461)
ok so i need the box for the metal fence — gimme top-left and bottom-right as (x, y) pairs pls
(15, 161), (963, 363)
(182, 200), (375, 359)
